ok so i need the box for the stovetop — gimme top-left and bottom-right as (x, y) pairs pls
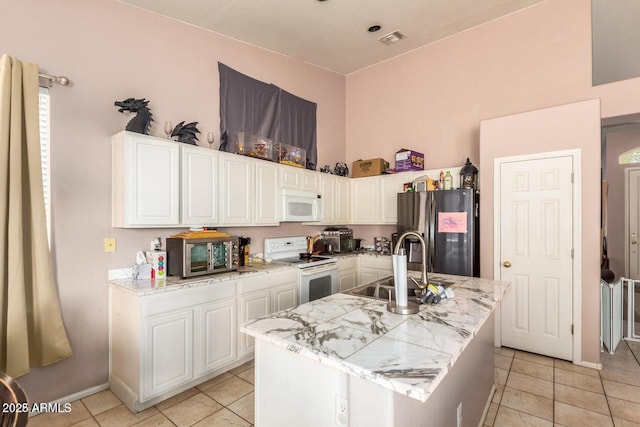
(264, 236), (337, 268)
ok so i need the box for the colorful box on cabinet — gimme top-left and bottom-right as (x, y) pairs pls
(395, 149), (424, 172)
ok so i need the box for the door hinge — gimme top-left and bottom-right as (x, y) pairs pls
(571, 249), (574, 259)
(571, 172), (574, 183)
(571, 324), (574, 335)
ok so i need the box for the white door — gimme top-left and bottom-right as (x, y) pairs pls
(499, 154), (574, 361)
(626, 168), (640, 279)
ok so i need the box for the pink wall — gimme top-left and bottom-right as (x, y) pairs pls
(1, 0), (345, 402)
(479, 99), (601, 364)
(6, 0), (640, 402)
(345, 0), (640, 365)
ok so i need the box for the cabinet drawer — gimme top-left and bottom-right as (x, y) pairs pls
(237, 269), (297, 294)
(143, 281), (236, 317)
(358, 256), (392, 270)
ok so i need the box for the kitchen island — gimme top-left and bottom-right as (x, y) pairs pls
(241, 273), (510, 427)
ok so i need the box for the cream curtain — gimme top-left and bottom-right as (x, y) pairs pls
(0, 54), (72, 378)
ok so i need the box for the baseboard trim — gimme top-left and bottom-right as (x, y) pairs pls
(29, 383), (110, 418)
(478, 384), (496, 427)
(576, 360), (602, 370)
(52, 383), (110, 404)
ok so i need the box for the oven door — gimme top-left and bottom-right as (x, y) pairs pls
(298, 263), (338, 304)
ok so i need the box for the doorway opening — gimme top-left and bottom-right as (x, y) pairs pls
(601, 115), (640, 339)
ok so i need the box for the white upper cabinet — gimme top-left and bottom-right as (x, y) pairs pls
(351, 177), (380, 224)
(181, 145), (218, 226)
(319, 174), (351, 225)
(254, 161), (280, 225)
(351, 172), (422, 225)
(380, 172), (420, 224)
(280, 166), (321, 192)
(218, 152), (279, 226)
(335, 176), (351, 224)
(112, 131), (180, 227)
(218, 151), (254, 225)
(302, 170), (321, 192)
(319, 174), (336, 224)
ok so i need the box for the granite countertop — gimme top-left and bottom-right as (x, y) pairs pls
(108, 261), (294, 296)
(241, 273), (510, 402)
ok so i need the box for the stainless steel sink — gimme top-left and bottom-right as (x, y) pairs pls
(345, 275), (457, 302)
(345, 276), (421, 302)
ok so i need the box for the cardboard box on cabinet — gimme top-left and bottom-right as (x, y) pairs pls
(352, 158), (388, 178)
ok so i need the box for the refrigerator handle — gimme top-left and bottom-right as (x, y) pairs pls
(428, 193), (435, 272)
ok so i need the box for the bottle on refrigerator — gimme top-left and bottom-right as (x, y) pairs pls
(443, 170), (453, 190)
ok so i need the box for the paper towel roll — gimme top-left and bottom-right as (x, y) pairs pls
(393, 251), (408, 308)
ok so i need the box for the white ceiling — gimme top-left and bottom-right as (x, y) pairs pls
(118, 0), (544, 75)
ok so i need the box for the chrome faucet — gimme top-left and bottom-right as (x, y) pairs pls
(393, 231), (429, 289)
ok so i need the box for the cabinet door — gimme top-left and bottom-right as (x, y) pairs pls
(143, 310), (194, 399)
(195, 299), (236, 376)
(320, 174), (336, 224)
(112, 132), (180, 227)
(272, 284), (297, 312)
(338, 269), (357, 292)
(219, 152), (254, 225)
(238, 291), (271, 356)
(359, 269), (378, 286)
(302, 170), (321, 192)
(181, 145), (218, 226)
(351, 177), (380, 224)
(255, 161), (279, 225)
(335, 177), (351, 224)
(380, 174), (409, 224)
(280, 166), (302, 189)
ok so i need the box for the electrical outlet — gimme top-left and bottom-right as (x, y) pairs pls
(104, 237), (116, 252)
(336, 395), (348, 426)
(457, 402), (462, 427)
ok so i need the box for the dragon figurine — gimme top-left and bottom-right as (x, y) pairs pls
(171, 121), (200, 145)
(114, 98), (154, 135)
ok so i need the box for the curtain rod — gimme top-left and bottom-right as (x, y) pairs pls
(38, 72), (70, 87)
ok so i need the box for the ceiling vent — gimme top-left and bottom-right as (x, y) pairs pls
(378, 31), (406, 45)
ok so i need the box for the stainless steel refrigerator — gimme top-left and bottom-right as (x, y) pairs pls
(396, 189), (479, 277)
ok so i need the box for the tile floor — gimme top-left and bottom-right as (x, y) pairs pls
(27, 340), (640, 427)
(488, 340), (640, 426)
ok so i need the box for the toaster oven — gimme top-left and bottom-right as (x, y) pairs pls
(166, 236), (239, 278)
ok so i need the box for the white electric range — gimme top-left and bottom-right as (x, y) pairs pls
(264, 236), (338, 304)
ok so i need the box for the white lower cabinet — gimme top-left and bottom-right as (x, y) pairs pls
(358, 256), (393, 285)
(111, 277), (245, 412)
(238, 290), (271, 357)
(238, 269), (298, 357)
(142, 309), (194, 400)
(337, 257), (358, 292)
(195, 298), (236, 376)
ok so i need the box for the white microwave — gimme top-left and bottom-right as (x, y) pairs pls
(281, 189), (322, 222)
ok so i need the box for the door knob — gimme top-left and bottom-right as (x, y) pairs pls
(503, 261), (511, 268)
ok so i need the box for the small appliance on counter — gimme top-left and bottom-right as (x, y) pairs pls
(238, 236), (251, 266)
(321, 227), (353, 253)
(166, 230), (239, 278)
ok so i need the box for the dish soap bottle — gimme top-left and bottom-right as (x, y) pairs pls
(443, 170), (453, 190)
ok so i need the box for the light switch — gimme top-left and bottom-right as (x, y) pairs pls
(104, 237), (116, 252)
